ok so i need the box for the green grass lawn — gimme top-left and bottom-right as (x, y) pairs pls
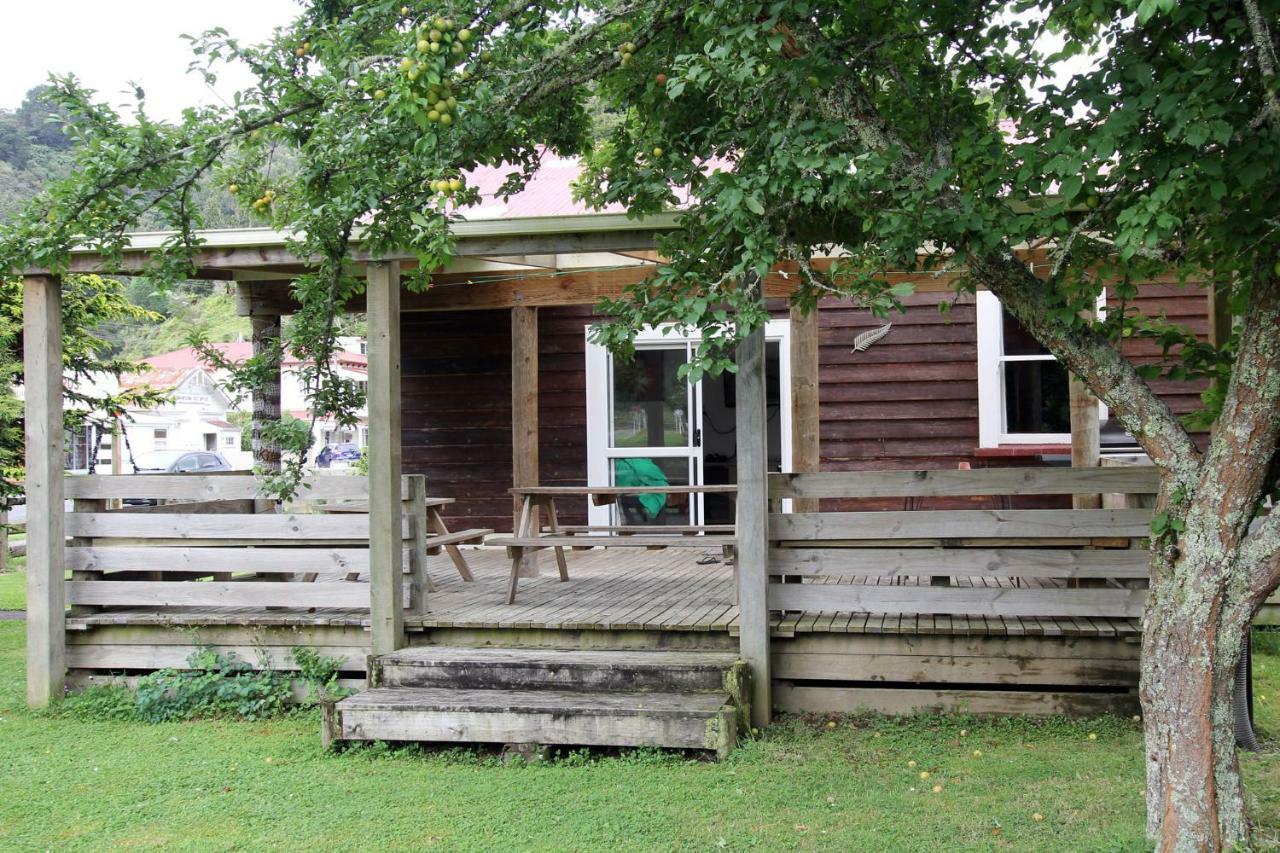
(0, 557), (24, 610)
(0, 623), (1276, 850)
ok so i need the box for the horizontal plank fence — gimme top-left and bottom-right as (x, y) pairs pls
(767, 466), (1158, 619)
(64, 474), (429, 613)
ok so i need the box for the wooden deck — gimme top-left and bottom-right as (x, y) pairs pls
(66, 546), (1141, 639)
(63, 546), (1161, 715)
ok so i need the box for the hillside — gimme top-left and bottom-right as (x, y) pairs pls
(0, 87), (267, 358)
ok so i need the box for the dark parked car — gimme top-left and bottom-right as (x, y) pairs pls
(315, 442), (363, 469)
(124, 450), (235, 505)
(134, 450), (234, 473)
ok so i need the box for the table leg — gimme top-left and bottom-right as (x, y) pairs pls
(428, 506), (475, 582)
(506, 546), (524, 604)
(543, 497), (570, 582)
(507, 494), (536, 602)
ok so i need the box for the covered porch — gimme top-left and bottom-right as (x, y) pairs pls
(22, 209), (1238, 747)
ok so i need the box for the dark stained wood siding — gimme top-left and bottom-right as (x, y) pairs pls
(401, 287), (1210, 529)
(818, 293), (980, 472)
(401, 307), (595, 533)
(401, 310), (515, 533)
(1112, 281), (1211, 426)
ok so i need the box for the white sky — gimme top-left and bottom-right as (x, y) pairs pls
(0, 1), (302, 120)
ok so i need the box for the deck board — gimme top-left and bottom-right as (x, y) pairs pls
(64, 546), (1143, 639)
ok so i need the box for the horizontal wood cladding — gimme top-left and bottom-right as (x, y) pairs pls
(817, 293), (980, 474)
(401, 307), (593, 533)
(399, 286), (1208, 529)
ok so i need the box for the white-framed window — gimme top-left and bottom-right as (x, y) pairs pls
(153, 428), (168, 450)
(976, 291), (1105, 447)
(223, 434), (237, 448)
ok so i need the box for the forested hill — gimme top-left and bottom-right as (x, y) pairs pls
(0, 86), (265, 357)
(0, 86), (76, 223)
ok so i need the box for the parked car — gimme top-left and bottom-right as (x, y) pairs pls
(315, 443), (363, 469)
(123, 451), (234, 505)
(133, 450), (234, 473)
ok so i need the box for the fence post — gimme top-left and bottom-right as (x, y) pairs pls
(23, 274), (66, 708)
(736, 299), (772, 728)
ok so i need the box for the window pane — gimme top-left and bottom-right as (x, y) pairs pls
(1001, 308), (1050, 356)
(1003, 360), (1070, 434)
(611, 348), (691, 448)
(611, 457), (691, 525)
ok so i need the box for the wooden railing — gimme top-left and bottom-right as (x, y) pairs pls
(62, 474), (430, 613)
(766, 466), (1161, 619)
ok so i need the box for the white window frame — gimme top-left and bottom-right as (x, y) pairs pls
(153, 428), (168, 450)
(976, 291), (1107, 447)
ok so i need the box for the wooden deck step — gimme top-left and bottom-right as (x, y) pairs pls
(324, 687), (739, 757)
(371, 647), (743, 693)
(328, 646), (749, 756)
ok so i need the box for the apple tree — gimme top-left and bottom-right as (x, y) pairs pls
(1, 1), (1278, 848)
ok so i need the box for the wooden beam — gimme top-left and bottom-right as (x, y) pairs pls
(47, 228), (670, 277)
(1207, 282), (1233, 348)
(511, 305), (541, 577)
(1069, 302), (1101, 510)
(227, 263), (810, 315)
(23, 275), (66, 707)
(250, 313), (283, 473)
(788, 304), (820, 513)
(366, 261), (405, 654)
(736, 302), (772, 728)
(1069, 373), (1101, 509)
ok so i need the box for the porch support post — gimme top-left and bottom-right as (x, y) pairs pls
(250, 313), (283, 473)
(737, 291), (772, 728)
(366, 262), (404, 655)
(788, 303), (820, 513)
(1069, 306), (1101, 510)
(23, 274), (66, 707)
(1069, 374), (1101, 511)
(511, 305), (541, 576)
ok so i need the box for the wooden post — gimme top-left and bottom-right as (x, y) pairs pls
(366, 262), (404, 656)
(788, 303), (820, 514)
(23, 274), (66, 707)
(250, 313), (284, 473)
(511, 306), (541, 577)
(109, 417), (123, 509)
(736, 297), (772, 728)
(1207, 283), (1233, 350)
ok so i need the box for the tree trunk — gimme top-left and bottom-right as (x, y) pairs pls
(1141, 548), (1252, 850)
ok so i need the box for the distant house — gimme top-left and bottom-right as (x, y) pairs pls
(77, 341), (369, 470)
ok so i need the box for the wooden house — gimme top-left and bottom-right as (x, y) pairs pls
(19, 166), (1274, 755)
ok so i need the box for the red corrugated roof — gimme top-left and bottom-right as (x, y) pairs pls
(140, 343), (367, 372)
(121, 343), (367, 390)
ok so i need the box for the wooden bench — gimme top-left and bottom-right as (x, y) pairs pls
(318, 497), (491, 582)
(491, 485), (738, 603)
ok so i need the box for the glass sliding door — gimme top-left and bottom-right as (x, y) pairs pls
(607, 343), (697, 526)
(585, 322), (793, 529)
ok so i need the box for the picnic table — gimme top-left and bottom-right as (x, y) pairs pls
(490, 485), (738, 603)
(319, 497), (491, 584)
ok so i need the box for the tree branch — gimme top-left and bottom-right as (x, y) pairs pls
(1242, 0), (1280, 132)
(1239, 512), (1280, 610)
